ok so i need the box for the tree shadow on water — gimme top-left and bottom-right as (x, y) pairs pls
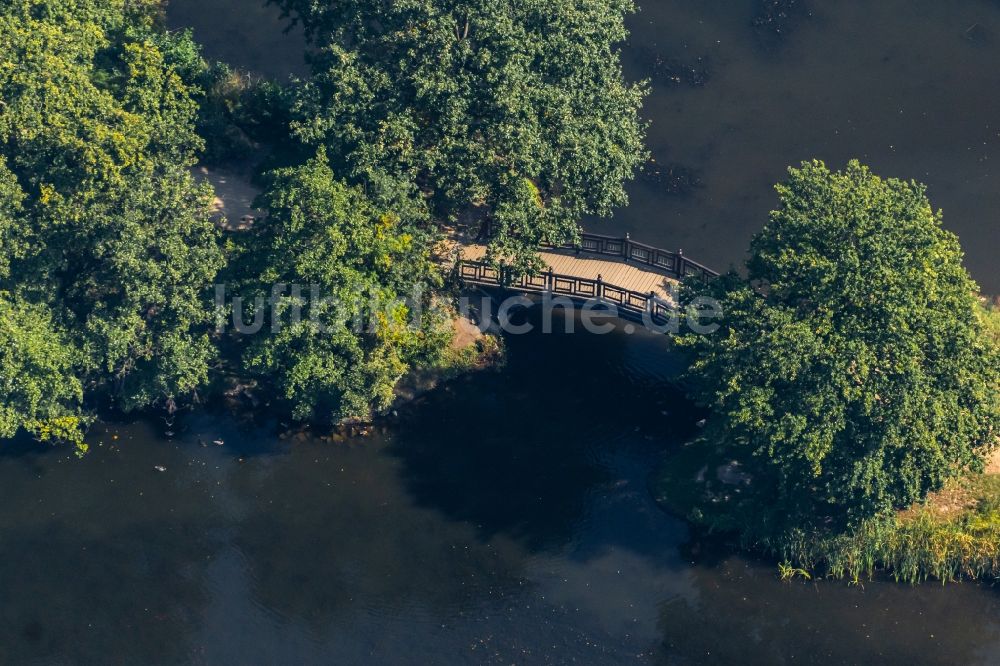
(390, 380), (609, 552)
(390, 309), (688, 554)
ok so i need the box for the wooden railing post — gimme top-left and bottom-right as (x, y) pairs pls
(453, 234), (717, 324)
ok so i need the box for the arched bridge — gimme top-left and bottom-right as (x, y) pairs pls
(455, 232), (718, 325)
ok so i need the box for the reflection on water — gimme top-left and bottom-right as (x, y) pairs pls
(2, 313), (1000, 663)
(657, 559), (1000, 665)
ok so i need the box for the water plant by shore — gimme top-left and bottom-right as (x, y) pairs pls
(653, 435), (1000, 584)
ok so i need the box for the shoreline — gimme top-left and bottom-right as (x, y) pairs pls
(652, 442), (1000, 584)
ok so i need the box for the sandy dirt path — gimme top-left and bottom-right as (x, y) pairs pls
(193, 166), (263, 230)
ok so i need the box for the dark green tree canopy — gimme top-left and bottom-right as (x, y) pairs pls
(0, 292), (86, 449)
(238, 150), (448, 425)
(276, 0), (647, 272)
(0, 0), (225, 444)
(681, 160), (1000, 533)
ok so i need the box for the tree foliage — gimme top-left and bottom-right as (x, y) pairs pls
(237, 150), (449, 424)
(275, 0), (647, 272)
(0, 0), (225, 442)
(0, 0), (647, 442)
(0, 292), (86, 450)
(680, 160), (1000, 534)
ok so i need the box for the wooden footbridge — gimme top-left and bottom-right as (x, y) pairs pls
(193, 166), (720, 324)
(454, 232), (718, 325)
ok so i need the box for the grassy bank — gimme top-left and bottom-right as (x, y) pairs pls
(772, 474), (1000, 584)
(653, 442), (1000, 584)
(392, 314), (505, 407)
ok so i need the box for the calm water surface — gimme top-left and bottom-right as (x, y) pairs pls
(4, 315), (1000, 664)
(620, 0), (1000, 292)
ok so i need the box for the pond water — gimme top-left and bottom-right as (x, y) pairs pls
(5, 313), (1000, 664)
(620, 0), (1000, 293)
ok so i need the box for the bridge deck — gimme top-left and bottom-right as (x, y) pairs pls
(458, 243), (678, 301)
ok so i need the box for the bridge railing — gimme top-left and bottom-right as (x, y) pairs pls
(457, 260), (677, 326)
(542, 232), (719, 281)
(456, 230), (719, 324)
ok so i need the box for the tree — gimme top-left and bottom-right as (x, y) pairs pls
(237, 150), (449, 425)
(0, 0), (225, 441)
(680, 160), (1000, 535)
(275, 0), (647, 273)
(0, 293), (87, 452)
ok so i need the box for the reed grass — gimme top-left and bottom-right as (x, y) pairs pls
(655, 446), (1000, 583)
(756, 475), (1000, 583)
